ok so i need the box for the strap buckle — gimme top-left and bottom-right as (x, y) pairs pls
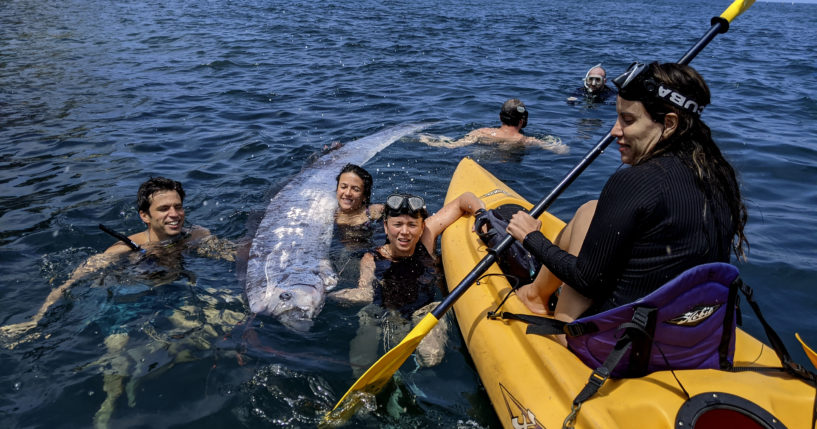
(587, 366), (610, 390)
(564, 323), (584, 337)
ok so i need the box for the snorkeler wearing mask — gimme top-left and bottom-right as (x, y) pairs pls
(330, 191), (484, 373)
(568, 64), (617, 104)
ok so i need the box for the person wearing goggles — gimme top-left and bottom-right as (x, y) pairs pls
(419, 98), (568, 154)
(568, 64), (616, 104)
(331, 191), (485, 371)
(335, 163), (384, 246)
(507, 62), (748, 343)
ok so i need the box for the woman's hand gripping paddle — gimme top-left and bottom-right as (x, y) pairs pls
(325, 0), (756, 421)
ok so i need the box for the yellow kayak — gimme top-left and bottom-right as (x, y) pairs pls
(441, 157), (816, 429)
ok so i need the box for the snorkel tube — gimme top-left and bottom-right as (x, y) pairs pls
(98, 224), (146, 254)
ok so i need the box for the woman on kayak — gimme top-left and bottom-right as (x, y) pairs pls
(506, 62), (748, 338)
(331, 191), (484, 373)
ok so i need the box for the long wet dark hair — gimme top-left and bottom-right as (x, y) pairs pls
(336, 163), (373, 206)
(636, 62), (748, 259)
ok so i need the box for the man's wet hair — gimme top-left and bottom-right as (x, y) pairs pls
(137, 177), (185, 213)
(499, 98), (528, 128)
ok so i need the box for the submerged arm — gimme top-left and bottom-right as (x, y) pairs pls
(0, 248), (126, 345)
(419, 131), (481, 148)
(188, 226), (237, 262)
(525, 135), (569, 154)
(328, 253), (375, 305)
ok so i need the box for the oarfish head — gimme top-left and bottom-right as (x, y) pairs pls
(252, 258), (338, 332)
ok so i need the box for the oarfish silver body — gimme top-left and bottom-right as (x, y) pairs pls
(245, 123), (429, 331)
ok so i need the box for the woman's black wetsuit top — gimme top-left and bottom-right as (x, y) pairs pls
(370, 242), (438, 318)
(523, 152), (735, 315)
(336, 207), (379, 244)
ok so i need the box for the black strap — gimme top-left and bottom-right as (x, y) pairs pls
(620, 307), (656, 376)
(481, 274), (521, 319)
(497, 311), (600, 337)
(719, 276), (740, 369)
(738, 279), (817, 387)
(566, 307), (656, 424)
(99, 223), (143, 252)
(737, 278), (817, 427)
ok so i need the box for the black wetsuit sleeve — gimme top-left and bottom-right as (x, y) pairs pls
(522, 165), (660, 301)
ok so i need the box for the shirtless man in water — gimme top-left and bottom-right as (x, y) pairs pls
(419, 98), (568, 154)
(0, 177), (234, 342)
(0, 176), (239, 428)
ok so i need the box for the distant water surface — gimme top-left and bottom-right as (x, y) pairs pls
(1, 0), (816, 427)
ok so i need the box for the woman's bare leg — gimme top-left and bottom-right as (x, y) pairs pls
(516, 200), (597, 318)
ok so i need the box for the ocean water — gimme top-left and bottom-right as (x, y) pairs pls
(1, 0), (816, 427)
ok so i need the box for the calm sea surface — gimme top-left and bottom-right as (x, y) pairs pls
(2, 0), (816, 427)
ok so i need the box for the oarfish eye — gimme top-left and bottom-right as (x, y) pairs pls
(280, 291), (292, 301)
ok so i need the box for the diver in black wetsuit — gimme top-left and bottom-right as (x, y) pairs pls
(568, 64), (617, 104)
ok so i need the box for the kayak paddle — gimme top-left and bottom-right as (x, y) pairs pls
(326, 0), (756, 418)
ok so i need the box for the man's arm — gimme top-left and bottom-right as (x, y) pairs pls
(524, 135), (569, 154)
(0, 248), (126, 345)
(187, 226), (236, 262)
(419, 131), (483, 148)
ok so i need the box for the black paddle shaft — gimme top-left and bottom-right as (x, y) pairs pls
(431, 18), (730, 320)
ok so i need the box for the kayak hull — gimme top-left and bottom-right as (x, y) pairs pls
(441, 157), (815, 429)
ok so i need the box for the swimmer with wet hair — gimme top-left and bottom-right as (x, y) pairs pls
(331, 191), (485, 371)
(0, 176), (239, 427)
(419, 98), (567, 154)
(335, 163), (385, 245)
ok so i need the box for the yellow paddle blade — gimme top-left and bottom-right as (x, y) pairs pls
(795, 333), (817, 370)
(329, 312), (439, 412)
(720, 0), (755, 23)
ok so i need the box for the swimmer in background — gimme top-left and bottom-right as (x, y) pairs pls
(419, 98), (568, 154)
(568, 64), (617, 104)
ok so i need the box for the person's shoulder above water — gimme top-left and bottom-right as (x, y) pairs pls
(419, 98), (568, 154)
(329, 191), (485, 307)
(0, 176), (236, 348)
(335, 164), (382, 226)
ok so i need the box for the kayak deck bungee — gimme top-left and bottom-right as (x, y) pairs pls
(441, 157), (816, 429)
